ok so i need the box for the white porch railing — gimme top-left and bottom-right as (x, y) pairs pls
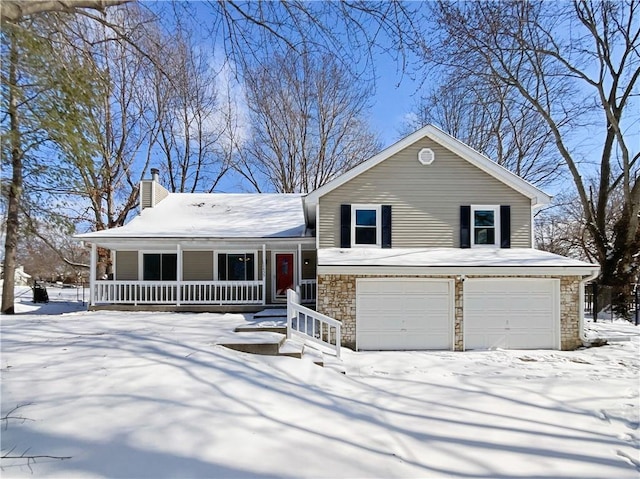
(181, 281), (263, 304)
(287, 289), (341, 358)
(94, 280), (264, 305)
(299, 279), (316, 304)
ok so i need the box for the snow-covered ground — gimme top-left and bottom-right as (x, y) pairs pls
(1, 288), (638, 478)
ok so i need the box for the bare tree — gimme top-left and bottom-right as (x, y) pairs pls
(1, 12), (108, 313)
(407, 71), (562, 187)
(425, 0), (640, 316)
(237, 51), (381, 193)
(152, 24), (232, 193)
(535, 196), (597, 261)
(1, 2), (159, 312)
(198, 1), (421, 80)
(0, 0), (129, 24)
(17, 214), (89, 283)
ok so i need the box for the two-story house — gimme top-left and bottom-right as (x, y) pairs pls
(77, 125), (599, 351)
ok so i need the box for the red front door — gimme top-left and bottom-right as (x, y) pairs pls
(275, 253), (294, 298)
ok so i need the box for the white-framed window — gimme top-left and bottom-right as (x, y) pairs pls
(351, 204), (381, 247)
(215, 251), (257, 281)
(139, 251), (177, 281)
(471, 205), (500, 247)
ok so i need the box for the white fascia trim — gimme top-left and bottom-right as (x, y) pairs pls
(316, 203), (320, 250)
(317, 265), (601, 276)
(81, 237), (316, 251)
(305, 124), (552, 206)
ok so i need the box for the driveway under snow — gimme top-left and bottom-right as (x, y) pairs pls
(1, 292), (638, 478)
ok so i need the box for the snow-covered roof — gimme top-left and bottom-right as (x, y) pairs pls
(318, 247), (598, 273)
(77, 193), (308, 240)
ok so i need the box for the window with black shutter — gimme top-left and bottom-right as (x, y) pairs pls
(462, 205), (510, 248)
(346, 204), (391, 248)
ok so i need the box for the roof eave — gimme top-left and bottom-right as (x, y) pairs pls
(317, 265), (600, 276)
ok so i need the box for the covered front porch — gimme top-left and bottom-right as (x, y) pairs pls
(86, 240), (317, 308)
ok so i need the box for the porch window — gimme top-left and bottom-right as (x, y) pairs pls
(143, 253), (177, 281)
(218, 253), (255, 281)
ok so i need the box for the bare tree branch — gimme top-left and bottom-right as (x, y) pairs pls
(1, 0), (130, 24)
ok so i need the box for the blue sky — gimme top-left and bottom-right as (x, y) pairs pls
(368, 58), (421, 147)
(167, 0), (426, 149)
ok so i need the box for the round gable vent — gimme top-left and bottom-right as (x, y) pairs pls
(418, 148), (435, 165)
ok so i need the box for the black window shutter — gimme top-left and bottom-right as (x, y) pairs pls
(500, 205), (511, 248)
(340, 204), (351, 248)
(460, 206), (471, 248)
(381, 205), (392, 248)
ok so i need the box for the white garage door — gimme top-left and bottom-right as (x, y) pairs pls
(356, 279), (453, 350)
(464, 278), (559, 350)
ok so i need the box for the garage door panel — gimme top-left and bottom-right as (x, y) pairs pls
(465, 332), (507, 350)
(358, 331), (451, 350)
(356, 279), (453, 351)
(508, 331), (554, 349)
(509, 313), (555, 330)
(464, 279), (559, 350)
(358, 280), (450, 295)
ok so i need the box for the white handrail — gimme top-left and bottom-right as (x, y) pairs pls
(287, 289), (341, 358)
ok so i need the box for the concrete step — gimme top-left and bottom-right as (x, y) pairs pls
(235, 325), (287, 334)
(220, 326), (344, 370)
(253, 308), (288, 319)
(218, 332), (285, 356)
(301, 345), (325, 367)
(322, 355), (347, 374)
(278, 339), (304, 359)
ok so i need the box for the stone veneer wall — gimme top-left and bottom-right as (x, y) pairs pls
(559, 276), (583, 350)
(317, 274), (585, 351)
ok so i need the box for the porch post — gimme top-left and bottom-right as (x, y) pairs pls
(110, 250), (116, 281)
(262, 244), (266, 305)
(176, 244), (182, 306)
(89, 243), (96, 307)
(297, 243), (302, 291)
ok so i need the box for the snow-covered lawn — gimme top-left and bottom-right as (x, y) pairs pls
(1, 290), (638, 478)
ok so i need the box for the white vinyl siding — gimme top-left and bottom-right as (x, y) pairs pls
(183, 251), (213, 280)
(115, 251), (138, 280)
